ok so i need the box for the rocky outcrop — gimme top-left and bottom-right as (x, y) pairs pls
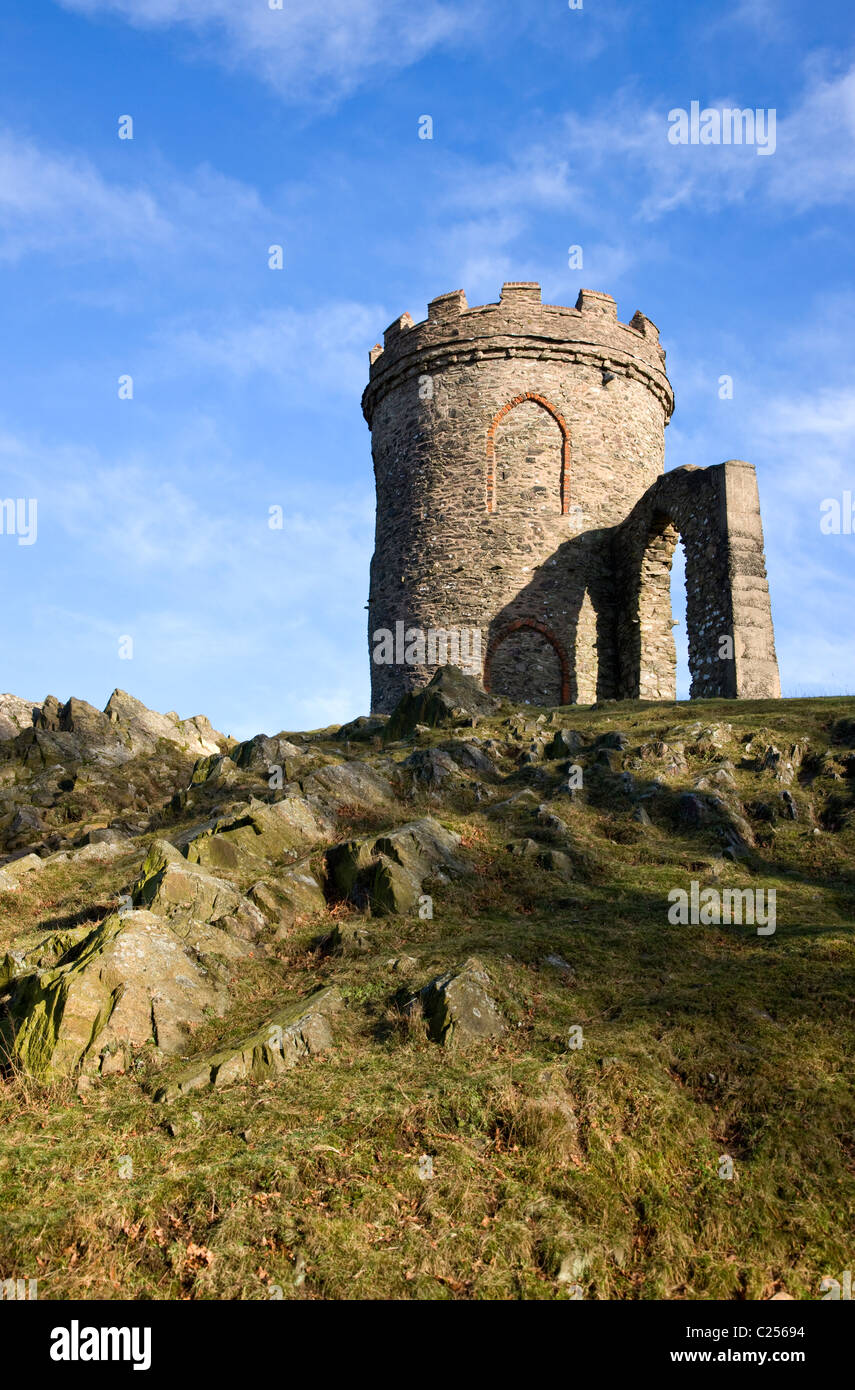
(0, 695), (40, 742)
(384, 667), (502, 740)
(230, 733), (304, 773)
(181, 797), (332, 874)
(103, 689), (223, 758)
(131, 840), (265, 957)
(248, 864), (327, 932)
(28, 690), (224, 762)
(153, 986), (342, 1100)
(301, 761), (397, 817)
(0, 690), (230, 862)
(1, 909), (230, 1079)
(324, 817), (468, 915)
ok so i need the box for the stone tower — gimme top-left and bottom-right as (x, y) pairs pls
(362, 283), (780, 713)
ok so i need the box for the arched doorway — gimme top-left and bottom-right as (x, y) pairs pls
(615, 462), (780, 701)
(484, 618), (571, 706)
(669, 538), (691, 699)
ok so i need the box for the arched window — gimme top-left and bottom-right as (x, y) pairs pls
(486, 393), (570, 515)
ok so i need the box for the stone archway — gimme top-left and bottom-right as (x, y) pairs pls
(614, 462), (780, 700)
(484, 618), (571, 706)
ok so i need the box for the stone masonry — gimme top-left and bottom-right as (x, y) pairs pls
(362, 283), (780, 711)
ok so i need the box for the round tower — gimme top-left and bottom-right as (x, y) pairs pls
(362, 282), (674, 713)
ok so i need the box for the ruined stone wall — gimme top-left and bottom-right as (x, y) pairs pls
(363, 283), (674, 712)
(614, 461), (781, 700)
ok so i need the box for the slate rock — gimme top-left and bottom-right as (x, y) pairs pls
(403, 747), (460, 789)
(248, 863), (327, 932)
(131, 840), (264, 953)
(411, 956), (505, 1049)
(153, 987), (342, 1100)
(2, 909), (230, 1079)
(546, 729), (584, 758)
(301, 761), (396, 817)
(384, 666), (501, 740)
(537, 848), (574, 879)
(324, 817), (467, 915)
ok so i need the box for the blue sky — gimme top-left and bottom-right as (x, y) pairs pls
(1, 0), (853, 737)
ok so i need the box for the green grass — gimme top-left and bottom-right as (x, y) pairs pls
(0, 695), (853, 1299)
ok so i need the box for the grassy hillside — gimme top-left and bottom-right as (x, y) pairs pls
(1, 689), (853, 1300)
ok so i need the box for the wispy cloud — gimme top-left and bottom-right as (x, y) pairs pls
(0, 424), (374, 731)
(0, 130), (270, 266)
(57, 0), (482, 103)
(703, 0), (790, 42)
(0, 131), (170, 262)
(159, 301), (387, 398)
(437, 62), (855, 234)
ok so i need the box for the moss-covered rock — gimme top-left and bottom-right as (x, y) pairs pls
(301, 761), (396, 817)
(153, 986), (342, 1100)
(384, 666), (501, 741)
(189, 752), (238, 786)
(131, 839), (264, 954)
(365, 855), (421, 915)
(182, 798), (332, 874)
(2, 909), (229, 1079)
(248, 863), (327, 932)
(324, 816), (467, 915)
(230, 733), (303, 773)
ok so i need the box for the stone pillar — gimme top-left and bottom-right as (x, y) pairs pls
(720, 460), (781, 699)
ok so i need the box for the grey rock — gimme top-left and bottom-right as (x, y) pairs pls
(411, 956), (505, 1048)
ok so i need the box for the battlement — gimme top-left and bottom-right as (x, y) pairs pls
(362, 282), (672, 424)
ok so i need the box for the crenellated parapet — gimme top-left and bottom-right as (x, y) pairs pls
(362, 282), (674, 425)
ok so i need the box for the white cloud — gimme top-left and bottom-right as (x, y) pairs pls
(159, 301), (386, 398)
(439, 63), (855, 232)
(57, 0), (481, 103)
(765, 65), (855, 209)
(0, 130), (269, 265)
(752, 387), (855, 445)
(0, 131), (170, 262)
(635, 64), (855, 218)
(704, 0), (788, 41)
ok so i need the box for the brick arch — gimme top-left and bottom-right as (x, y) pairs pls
(483, 618), (571, 705)
(486, 392), (570, 515)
